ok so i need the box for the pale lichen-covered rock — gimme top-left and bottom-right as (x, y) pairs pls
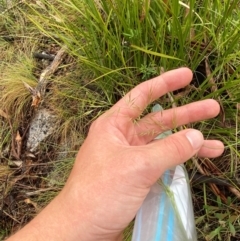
(27, 109), (58, 152)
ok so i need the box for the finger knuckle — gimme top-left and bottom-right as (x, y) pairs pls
(164, 137), (187, 161)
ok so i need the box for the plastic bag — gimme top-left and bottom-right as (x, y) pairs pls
(132, 104), (197, 241)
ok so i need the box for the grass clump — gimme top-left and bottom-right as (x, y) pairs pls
(0, 0), (240, 240)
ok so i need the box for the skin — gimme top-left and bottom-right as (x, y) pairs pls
(7, 68), (224, 241)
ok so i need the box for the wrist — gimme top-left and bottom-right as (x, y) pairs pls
(6, 190), (123, 241)
(7, 194), (73, 241)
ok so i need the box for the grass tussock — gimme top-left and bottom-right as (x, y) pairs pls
(0, 0), (240, 240)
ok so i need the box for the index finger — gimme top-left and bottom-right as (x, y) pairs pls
(107, 68), (193, 122)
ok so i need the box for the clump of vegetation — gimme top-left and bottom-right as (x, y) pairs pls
(0, 0), (240, 240)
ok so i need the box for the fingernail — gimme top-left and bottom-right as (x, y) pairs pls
(185, 130), (204, 150)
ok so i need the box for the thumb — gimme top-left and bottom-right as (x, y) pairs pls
(146, 129), (204, 174)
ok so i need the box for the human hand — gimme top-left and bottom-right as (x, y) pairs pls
(59, 67), (224, 240)
(7, 68), (224, 241)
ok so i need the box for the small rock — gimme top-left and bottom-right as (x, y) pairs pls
(27, 109), (58, 152)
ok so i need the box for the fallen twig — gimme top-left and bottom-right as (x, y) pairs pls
(2, 210), (20, 223)
(25, 188), (59, 197)
(23, 46), (67, 107)
(8, 118), (20, 160)
(228, 186), (240, 200)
